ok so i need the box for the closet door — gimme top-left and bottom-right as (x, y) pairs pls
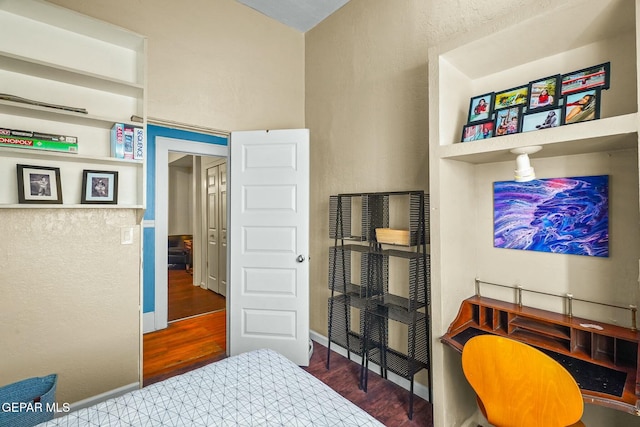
(206, 164), (220, 293)
(218, 163), (228, 297)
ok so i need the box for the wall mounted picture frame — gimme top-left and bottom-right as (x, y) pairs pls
(561, 62), (610, 96)
(461, 120), (494, 142)
(467, 92), (494, 123)
(563, 88), (601, 125)
(494, 85), (528, 110)
(494, 175), (609, 257)
(494, 106), (522, 136)
(81, 170), (118, 204)
(17, 164), (63, 204)
(527, 75), (560, 110)
(521, 107), (562, 133)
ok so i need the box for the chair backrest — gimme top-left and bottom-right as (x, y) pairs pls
(461, 335), (584, 427)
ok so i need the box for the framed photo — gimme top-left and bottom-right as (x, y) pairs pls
(467, 92), (494, 123)
(494, 85), (528, 110)
(17, 164), (63, 204)
(521, 107), (562, 133)
(81, 170), (118, 204)
(562, 89), (600, 125)
(527, 75), (560, 110)
(561, 62), (610, 96)
(461, 120), (494, 142)
(494, 106), (522, 137)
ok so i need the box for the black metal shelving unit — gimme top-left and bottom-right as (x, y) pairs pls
(326, 190), (431, 420)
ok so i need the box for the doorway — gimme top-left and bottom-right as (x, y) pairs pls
(143, 126), (310, 380)
(142, 125), (228, 384)
(149, 132), (227, 331)
(167, 153), (226, 322)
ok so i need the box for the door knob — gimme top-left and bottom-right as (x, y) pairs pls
(296, 255), (305, 263)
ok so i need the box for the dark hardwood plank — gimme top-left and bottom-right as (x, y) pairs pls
(305, 342), (433, 427)
(168, 269), (226, 321)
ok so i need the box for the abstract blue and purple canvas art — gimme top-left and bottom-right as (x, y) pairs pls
(493, 175), (609, 257)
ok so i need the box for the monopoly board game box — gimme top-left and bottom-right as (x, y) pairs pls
(0, 127), (77, 143)
(0, 128), (78, 153)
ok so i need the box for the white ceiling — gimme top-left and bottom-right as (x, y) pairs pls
(236, 0), (350, 32)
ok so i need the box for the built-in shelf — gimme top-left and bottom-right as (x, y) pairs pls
(0, 0), (147, 208)
(0, 1), (144, 49)
(439, 113), (638, 164)
(0, 146), (143, 166)
(0, 204), (144, 209)
(0, 51), (143, 97)
(0, 100), (139, 129)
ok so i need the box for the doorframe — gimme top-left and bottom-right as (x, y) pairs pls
(143, 124), (228, 334)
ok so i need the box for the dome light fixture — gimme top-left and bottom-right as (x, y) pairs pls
(511, 146), (542, 182)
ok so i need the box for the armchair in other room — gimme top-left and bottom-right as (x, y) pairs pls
(168, 234), (192, 271)
(461, 335), (585, 427)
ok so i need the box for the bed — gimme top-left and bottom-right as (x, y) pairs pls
(40, 349), (383, 426)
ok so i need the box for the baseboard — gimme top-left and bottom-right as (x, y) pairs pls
(63, 382), (140, 415)
(309, 330), (431, 402)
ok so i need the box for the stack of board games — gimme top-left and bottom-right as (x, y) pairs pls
(111, 123), (144, 160)
(0, 127), (78, 153)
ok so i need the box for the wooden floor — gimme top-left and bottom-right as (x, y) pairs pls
(143, 310), (227, 385)
(167, 269), (226, 321)
(305, 342), (433, 426)
(143, 305), (433, 426)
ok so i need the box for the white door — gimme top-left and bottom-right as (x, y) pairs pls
(229, 129), (310, 366)
(218, 163), (228, 298)
(206, 164), (219, 293)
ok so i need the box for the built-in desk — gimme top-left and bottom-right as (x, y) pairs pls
(441, 296), (640, 416)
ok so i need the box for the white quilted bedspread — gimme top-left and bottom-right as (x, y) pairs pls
(40, 349), (383, 426)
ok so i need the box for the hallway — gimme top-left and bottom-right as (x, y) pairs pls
(168, 269), (225, 321)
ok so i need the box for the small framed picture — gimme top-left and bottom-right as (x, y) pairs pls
(562, 89), (601, 125)
(81, 170), (118, 204)
(561, 62), (610, 96)
(461, 120), (494, 142)
(527, 75), (560, 110)
(494, 106), (522, 137)
(521, 107), (562, 133)
(17, 164), (63, 204)
(494, 85), (528, 110)
(467, 93), (494, 123)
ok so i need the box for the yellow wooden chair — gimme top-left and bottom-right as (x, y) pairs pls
(461, 335), (585, 427)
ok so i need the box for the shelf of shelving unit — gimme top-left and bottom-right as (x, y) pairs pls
(327, 190), (430, 420)
(0, 100), (143, 129)
(328, 244), (388, 299)
(428, 0), (640, 424)
(329, 193), (389, 242)
(0, 146), (143, 166)
(0, 51), (144, 97)
(0, 204), (144, 209)
(0, 0), (147, 209)
(327, 294), (369, 357)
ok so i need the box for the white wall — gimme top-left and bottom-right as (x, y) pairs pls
(168, 165), (193, 236)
